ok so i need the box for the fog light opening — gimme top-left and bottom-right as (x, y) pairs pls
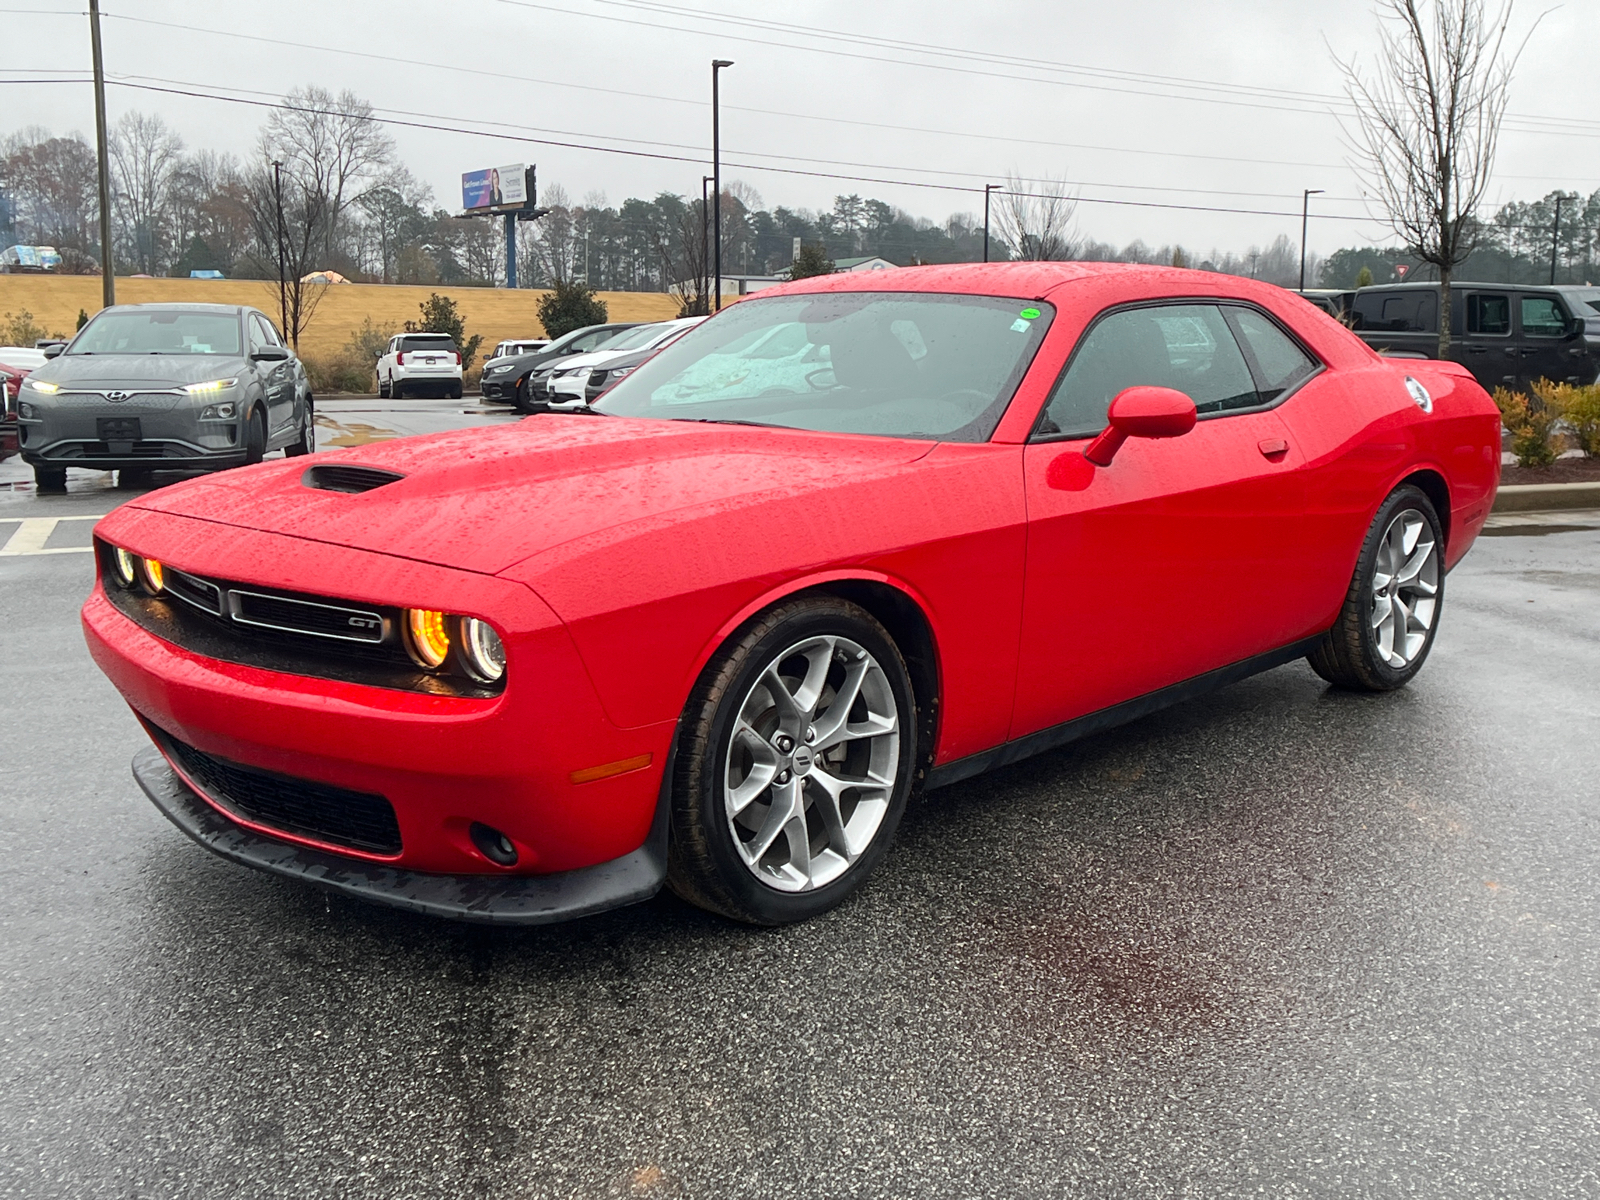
(469, 822), (519, 867)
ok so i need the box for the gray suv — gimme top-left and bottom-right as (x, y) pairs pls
(17, 303), (314, 492)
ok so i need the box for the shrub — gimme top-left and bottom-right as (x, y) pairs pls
(1, 309), (64, 345)
(1557, 382), (1600, 457)
(301, 349), (375, 395)
(1493, 386), (1563, 468)
(537, 280), (608, 339)
(788, 243), (835, 280)
(346, 315), (395, 365)
(407, 293), (483, 371)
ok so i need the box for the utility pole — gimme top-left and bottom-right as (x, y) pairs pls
(88, 0), (114, 308)
(983, 184), (1001, 263)
(1550, 194), (1564, 285)
(701, 174), (714, 311)
(271, 160), (289, 342)
(1299, 189), (1323, 292)
(711, 60), (733, 312)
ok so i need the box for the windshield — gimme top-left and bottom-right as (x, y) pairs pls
(599, 323), (676, 353)
(1566, 289), (1600, 316)
(597, 292), (1054, 441)
(71, 310), (242, 356)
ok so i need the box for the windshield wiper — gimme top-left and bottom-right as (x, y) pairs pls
(676, 417), (780, 429)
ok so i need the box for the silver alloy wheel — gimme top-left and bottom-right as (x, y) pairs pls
(723, 634), (900, 893)
(1371, 507), (1439, 668)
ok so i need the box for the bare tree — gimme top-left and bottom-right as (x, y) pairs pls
(1338, 0), (1531, 354)
(993, 171), (1078, 261)
(243, 160), (328, 349)
(109, 112), (184, 274)
(261, 87), (395, 266)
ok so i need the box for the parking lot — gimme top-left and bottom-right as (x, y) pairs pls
(2, 398), (1598, 1198)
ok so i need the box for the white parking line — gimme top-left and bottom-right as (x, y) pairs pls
(0, 514), (108, 557)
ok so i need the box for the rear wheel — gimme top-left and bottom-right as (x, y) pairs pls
(667, 596), (916, 925)
(117, 468), (152, 490)
(33, 465), (67, 493)
(243, 407), (267, 465)
(1309, 484), (1444, 691)
(284, 395), (314, 456)
(391, 377), (405, 400)
(449, 381), (463, 400)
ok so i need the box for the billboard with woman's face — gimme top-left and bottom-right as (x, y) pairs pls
(462, 164), (528, 211)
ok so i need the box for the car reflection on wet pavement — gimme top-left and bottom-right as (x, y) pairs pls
(2, 395), (1598, 1198)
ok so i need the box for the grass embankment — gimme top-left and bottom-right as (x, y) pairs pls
(0, 275), (682, 392)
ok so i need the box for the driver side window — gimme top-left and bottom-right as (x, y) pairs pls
(247, 316), (270, 354)
(1038, 304), (1259, 438)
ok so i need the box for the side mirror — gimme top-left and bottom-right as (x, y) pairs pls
(1083, 386), (1197, 467)
(42, 344), (64, 359)
(1567, 315), (1588, 340)
(250, 345), (291, 362)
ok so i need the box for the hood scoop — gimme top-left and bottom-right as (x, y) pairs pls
(301, 464), (406, 494)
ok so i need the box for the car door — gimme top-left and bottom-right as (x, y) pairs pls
(1457, 291), (1517, 392)
(1013, 302), (1311, 739)
(249, 315), (293, 434)
(1516, 292), (1578, 388)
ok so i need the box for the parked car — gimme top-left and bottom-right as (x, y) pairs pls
(0, 346), (50, 372)
(546, 318), (705, 409)
(1297, 289), (1354, 319)
(1344, 281), (1599, 393)
(377, 333), (463, 399)
(85, 263), (1500, 927)
(0, 359), (28, 462)
(488, 338), (549, 363)
(478, 323), (642, 411)
(17, 303), (314, 493)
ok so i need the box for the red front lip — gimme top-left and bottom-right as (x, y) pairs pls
(82, 546), (672, 876)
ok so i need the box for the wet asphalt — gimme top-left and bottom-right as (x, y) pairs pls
(2, 403), (1598, 1198)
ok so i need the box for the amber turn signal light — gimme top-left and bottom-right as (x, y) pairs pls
(404, 608), (450, 669)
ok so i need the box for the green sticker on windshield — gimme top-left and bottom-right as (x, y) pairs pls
(1019, 307), (1041, 320)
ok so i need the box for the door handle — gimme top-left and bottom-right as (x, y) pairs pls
(1504, 347), (1519, 358)
(1258, 437), (1289, 461)
(1465, 344), (1487, 353)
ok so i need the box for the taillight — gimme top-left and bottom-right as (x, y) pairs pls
(454, 351), (462, 366)
(396, 351), (405, 365)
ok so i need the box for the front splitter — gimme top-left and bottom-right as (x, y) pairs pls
(131, 744), (669, 925)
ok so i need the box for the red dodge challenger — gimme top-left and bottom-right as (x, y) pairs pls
(83, 264), (1501, 926)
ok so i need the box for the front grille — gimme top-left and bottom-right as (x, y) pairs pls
(231, 589), (386, 643)
(301, 464), (405, 494)
(165, 566), (223, 615)
(162, 730), (402, 855)
(50, 440), (193, 460)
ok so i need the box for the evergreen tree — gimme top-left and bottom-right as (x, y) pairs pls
(788, 243), (835, 280)
(537, 279), (608, 339)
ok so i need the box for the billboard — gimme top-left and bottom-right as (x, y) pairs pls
(462, 164), (528, 211)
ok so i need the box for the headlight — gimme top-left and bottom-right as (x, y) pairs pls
(138, 556), (166, 594)
(609, 367), (634, 380)
(404, 608), (451, 669)
(111, 545), (139, 587)
(23, 378), (58, 395)
(199, 401), (237, 420)
(459, 618), (506, 683)
(487, 364), (512, 375)
(184, 378), (238, 395)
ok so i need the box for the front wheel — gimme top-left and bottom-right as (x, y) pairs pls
(390, 378), (405, 400)
(667, 596), (917, 925)
(34, 465), (67, 493)
(242, 407), (267, 465)
(1309, 484), (1444, 691)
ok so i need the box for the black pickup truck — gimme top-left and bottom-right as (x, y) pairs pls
(1301, 281), (1600, 394)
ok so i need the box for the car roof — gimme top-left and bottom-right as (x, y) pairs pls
(1349, 281), (1560, 294)
(100, 302), (254, 314)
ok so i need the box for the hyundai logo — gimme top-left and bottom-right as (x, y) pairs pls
(104, 390), (131, 403)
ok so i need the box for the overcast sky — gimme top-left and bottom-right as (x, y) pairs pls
(7, 0), (1598, 258)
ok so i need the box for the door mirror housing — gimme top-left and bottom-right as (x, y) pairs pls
(42, 343), (64, 359)
(250, 345), (291, 362)
(1083, 386), (1198, 467)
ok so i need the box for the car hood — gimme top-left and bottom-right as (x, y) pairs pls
(129, 415), (934, 576)
(31, 353), (251, 390)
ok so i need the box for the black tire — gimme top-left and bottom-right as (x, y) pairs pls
(243, 407), (267, 465)
(449, 381), (463, 400)
(666, 596), (918, 925)
(284, 395), (314, 456)
(377, 378), (390, 399)
(1308, 484), (1445, 692)
(116, 468), (153, 490)
(511, 377), (533, 414)
(391, 378), (405, 400)
(33, 465), (67, 493)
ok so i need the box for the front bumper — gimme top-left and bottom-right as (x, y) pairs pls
(134, 744), (669, 924)
(20, 392), (245, 469)
(479, 373), (521, 401)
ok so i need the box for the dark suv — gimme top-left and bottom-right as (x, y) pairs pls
(1343, 281), (1599, 393)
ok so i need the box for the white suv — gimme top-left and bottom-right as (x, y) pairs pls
(378, 333), (463, 399)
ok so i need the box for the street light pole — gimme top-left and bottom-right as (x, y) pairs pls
(711, 59), (733, 312)
(88, 0), (114, 308)
(1550, 194), (1565, 285)
(1299, 188), (1323, 293)
(701, 174), (714, 311)
(983, 184), (1001, 263)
